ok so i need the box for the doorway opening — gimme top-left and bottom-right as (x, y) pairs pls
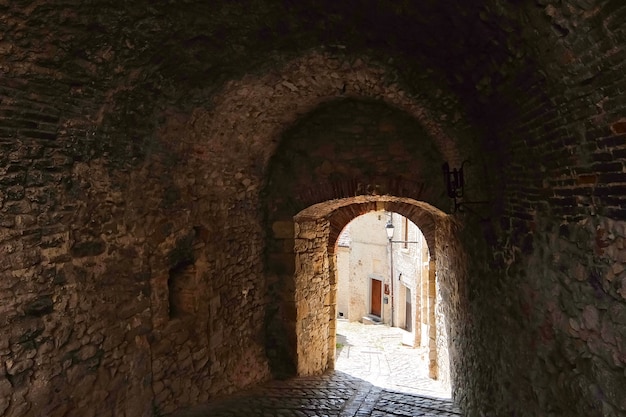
(405, 286), (412, 332)
(370, 278), (383, 318)
(272, 196), (455, 396)
(332, 209), (448, 396)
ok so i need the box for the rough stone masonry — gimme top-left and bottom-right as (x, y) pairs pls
(1, 1), (625, 416)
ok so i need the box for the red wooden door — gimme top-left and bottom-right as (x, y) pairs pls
(371, 279), (382, 317)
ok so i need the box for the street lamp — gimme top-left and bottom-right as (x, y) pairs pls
(385, 216), (423, 330)
(385, 219), (395, 327)
(385, 220), (395, 240)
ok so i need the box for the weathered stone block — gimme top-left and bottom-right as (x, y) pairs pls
(0, 378), (11, 415)
(6, 358), (33, 376)
(70, 239), (105, 257)
(23, 295), (53, 317)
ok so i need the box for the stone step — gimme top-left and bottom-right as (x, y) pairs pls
(361, 315), (382, 325)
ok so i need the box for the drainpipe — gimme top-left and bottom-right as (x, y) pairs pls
(385, 218), (395, 328)
(389, 239), (394, 327)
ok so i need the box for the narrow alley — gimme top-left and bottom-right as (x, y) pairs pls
(334, 320), (451, 399)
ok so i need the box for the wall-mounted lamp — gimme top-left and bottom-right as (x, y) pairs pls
(442, 160), (489, 215)
(442, 161), (466, 200)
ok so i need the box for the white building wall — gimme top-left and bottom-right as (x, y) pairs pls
(336, 211), (427, 333)
(348, 212), (389, 322)
(387, 213), (429, 347)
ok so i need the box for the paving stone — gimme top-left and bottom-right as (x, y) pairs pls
(173, 322), (461, 417)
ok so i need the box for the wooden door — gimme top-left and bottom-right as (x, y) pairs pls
(371, 279), (382, 317)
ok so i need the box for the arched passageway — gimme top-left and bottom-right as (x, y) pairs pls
(261, 97), (468, 379)
(264, 193), (468, 392)
(4, 2), (626, 416)
(290, 199), (451, 385)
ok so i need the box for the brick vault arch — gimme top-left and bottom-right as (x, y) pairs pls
(169, 50), (466, 173)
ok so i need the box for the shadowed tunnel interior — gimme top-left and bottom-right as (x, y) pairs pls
(1, 1), (626, 416)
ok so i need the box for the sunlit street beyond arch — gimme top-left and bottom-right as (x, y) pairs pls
(335, 320), (451, 399)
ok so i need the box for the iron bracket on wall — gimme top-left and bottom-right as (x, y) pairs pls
(442, 160), (489, 215)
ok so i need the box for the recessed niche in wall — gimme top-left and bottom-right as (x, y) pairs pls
(168, 260), (196, 319)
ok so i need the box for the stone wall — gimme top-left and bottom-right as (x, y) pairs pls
(293, 217), (333, 375)
(0, 132), (272, 416)
(453, 2), (626, 415)
(0, 142), (156, 417)
(435, 260), (451, 390)
(434, 217), (472, 410)
(450, 214), (626, 417)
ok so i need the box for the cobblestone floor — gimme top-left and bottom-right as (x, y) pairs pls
(173, 321), (461, 417)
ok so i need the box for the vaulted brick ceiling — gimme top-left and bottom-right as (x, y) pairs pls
(152, 0), (539, 125)
(4, 1), (622, 218)
(2, 0), (560, 119)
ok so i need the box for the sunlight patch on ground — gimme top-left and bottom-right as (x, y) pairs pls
(335, 320), (452, 399)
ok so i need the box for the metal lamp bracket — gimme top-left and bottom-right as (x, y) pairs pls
(442, 160), (489, 215)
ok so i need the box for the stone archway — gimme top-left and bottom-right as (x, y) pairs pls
(286, 196), (451, 384)
(260, 96), (463, 378)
